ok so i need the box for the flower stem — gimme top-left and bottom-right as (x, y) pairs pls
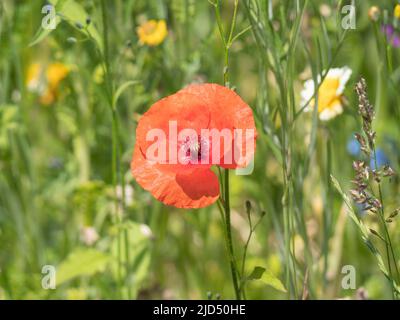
(224, 169), (241, 300)
(213, 0), (241, 300)
(373, 147), (399, 299)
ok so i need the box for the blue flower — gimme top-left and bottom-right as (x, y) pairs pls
(370, 148), (390, 169)
(347, 138), (361, 157)
(355, 202), (368, 217)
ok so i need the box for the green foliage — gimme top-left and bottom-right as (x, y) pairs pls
(247, 266), (287, 293)
(57, 248), (111, 285)
(30, 0), (102, 50)
(0, 0), (400, 300)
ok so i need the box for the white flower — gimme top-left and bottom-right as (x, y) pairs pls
(80, 226), (99, 246)
(140, 224), (153, 238)
(300, 66), (352, 121)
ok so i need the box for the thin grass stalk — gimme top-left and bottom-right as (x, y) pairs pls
(100, 0), (132, 299)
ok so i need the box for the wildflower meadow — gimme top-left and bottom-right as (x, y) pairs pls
(1, 0), (400, 303)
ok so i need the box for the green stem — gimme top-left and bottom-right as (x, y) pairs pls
(224, 169), (241, 300)
(213, 0), (241, 300)
(322, 134), (332, 291)
(373, 147), (399, 299)
(101, 0), (131, 299)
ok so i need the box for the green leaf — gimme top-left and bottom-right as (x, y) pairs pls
(248, 266), (265, 280)
(30, 0), (102, 51)
(259, 268), (287, 293)
(29, 16), (62, 47)
(112, 80), (140, 109)
(247, 265), (287, 293)
(110, 221), (153, 297)
(29, 0), (62, 47)
(56, 248), (111, 285)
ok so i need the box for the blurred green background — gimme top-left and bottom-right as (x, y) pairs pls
(0, 0), (399, 300)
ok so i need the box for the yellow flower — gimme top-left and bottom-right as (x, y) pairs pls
(39, 89), (56, 106)
(26, 62), (70, 105)
(46, 63), (70, 90)
(137, 20), (167, 46)
(395, 4), (400, 19)
(300, 67), (352, 121)
(26, 63), (43, 91)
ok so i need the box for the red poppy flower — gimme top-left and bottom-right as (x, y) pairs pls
(131, 83), (257, 208)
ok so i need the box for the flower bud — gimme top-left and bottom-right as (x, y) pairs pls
(67, 37), (77, 44)
(368, 6), (380, 22)
(75, 21), (84, 29)
(245, 200), (252, 213)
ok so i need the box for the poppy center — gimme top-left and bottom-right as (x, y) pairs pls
(179, 135), (209, 165)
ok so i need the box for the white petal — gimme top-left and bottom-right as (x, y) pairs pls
(336, 66), (352, 95)
(320, 67), (352, 96)
(319, 102), (343, 121)
(300, 79), (315, 110)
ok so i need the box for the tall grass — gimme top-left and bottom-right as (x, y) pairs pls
(0, 0), (399, 300)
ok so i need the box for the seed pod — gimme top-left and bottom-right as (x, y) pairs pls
(369, 228), (386, 242)
(245, 200), (252, 213)
(389, 208), (399, 219)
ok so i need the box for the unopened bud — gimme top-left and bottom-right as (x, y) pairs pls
(368, 6), (380, 22)
(245, 200), (252, 213)
(389, 208), (399, 219)
(67, 37), (77, 44)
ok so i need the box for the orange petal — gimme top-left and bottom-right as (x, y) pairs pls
(180, 83), (257, 168)
(131, 145), (219, 208)
(135, 90), (211, 165)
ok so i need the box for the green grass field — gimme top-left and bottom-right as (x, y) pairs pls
(0, 0), (400, 300)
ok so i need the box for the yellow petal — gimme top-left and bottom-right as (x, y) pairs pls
(46, 63), (70, 90)
(137, 20), (168, 46)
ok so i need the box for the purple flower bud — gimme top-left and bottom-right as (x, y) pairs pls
(392, 35), (400, 47)
(382, 24), (395, 37)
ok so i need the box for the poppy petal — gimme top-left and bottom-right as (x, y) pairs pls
(135, 90), (212, 167)
(180, 83), (257, 169)
(131, 145), (219, 208)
